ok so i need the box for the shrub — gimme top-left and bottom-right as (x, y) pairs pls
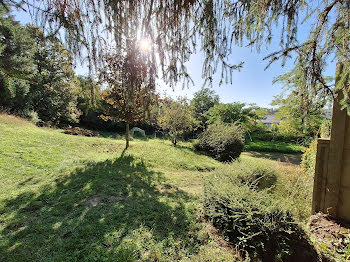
(320, 118), (332, 138)
(301, 138), (318, 174)
(25, 110), (41, 125)
(250, 132), (275, 141)
(251, 132), (302, 143)
(277, 118), (304, 137)
(203, 161), (317, 261)
(194, 121), (244, 162)
(209, 158), (278, 190)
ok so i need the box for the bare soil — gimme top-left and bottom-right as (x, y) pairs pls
(64, 127), (102, 137)
(308, 213), (350, 255)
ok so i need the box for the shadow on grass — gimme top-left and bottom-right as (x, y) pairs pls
(0, 154), (194, 261)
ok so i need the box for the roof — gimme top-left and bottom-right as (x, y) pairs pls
(260, 113), (282, 124)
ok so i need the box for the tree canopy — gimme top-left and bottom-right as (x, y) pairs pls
(11, 0), (348, 113)
(0, 7), (80, 125)
(0, 6), (36, 111)
(158, 98), (198, 146)
(272, 62), (332, 135)
(206, 102), (253, 124)
(191, 87), (219, 128)
(99, 40), (158, 148)
(28, 26), (80, 125)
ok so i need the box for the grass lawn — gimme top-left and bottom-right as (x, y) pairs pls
(0, 114), (239, 261)
(2, 114), (328, 261)
(242, 151), (302, 165)
(244, 139), (305, 154)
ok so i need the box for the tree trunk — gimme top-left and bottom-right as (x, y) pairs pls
(125, 122), (130, 149)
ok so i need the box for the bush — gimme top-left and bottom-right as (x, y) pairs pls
(251, 132), (301, 143)
(194, 121), (244, 162)
(209, 158), (278, 190)
(277, 119), (304, 137)
(320, 119), (332, 138)
(203, 160), (317, 261)
(25, 110), (41, 125)
(301, 138), (318, 174)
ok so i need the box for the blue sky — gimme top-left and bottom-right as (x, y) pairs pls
(13, 7), (336, 108)
(157, 45), (296, 108)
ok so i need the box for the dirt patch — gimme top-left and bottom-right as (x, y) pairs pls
(64, 127), (101, 137)
(85, 196), (103, 209)
(206, 223), (234, 252)
(85, 195), (123, 210)
(308, 213), (350, 257)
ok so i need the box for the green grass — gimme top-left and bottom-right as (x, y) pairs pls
(244, 139), (305, 154)
(0, 114), (239, 261)
(1, 114), (329, 261)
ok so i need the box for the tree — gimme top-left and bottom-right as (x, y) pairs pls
(78, 76), (101, 117)
(76, 76), (110, 130)
(20, 0), (349, 114)
(272, 61), (332, 135)
(191, 87), (219, 128)
(272, 96), (325, 137)
(77, 76), (100, 109)
(206, 102), (267, 134)
(206, 103), (250, 125)
(99, 41), (157, 149)
(244, 105), (269, 133)
(27, 26), (80, 126)
(0, 6), (36, 112)
(0, 11), (81, 125)
(158, 99), (198, 146)
(276, 118), (304, 137)
(222, 0), (349, 112)
(0, 6), (80, 125)
(20, 0), (243, 88)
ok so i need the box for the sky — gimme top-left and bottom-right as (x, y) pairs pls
(157, 45), (296, 108)
(13, 6), (336, 108)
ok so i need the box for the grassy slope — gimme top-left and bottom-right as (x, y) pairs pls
(0, 114), (238, 261)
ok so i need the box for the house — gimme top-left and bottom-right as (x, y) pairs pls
(260, 108), (332, 129)
(260, 112), (282, 128)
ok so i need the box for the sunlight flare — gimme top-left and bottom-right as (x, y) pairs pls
(139, 38), (151, 51)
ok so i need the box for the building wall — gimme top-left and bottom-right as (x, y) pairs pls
(338, 115), (350, 220)
(313, 93), (350, 222)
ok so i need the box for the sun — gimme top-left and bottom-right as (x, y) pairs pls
(139, 38), (151, 51)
